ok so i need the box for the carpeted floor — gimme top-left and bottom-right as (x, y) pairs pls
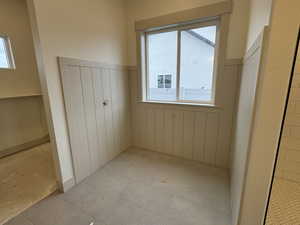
(4, 147), (231, 225)
(266, 178), (300, 225)
(0, 143), (57, 225)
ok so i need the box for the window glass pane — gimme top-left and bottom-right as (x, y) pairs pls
(180, 25), (217, 102)
(148, 31), (177, 101)
(165, 75), (172, 88)
(158, 75), (164, 88)
(0, 37), (9, 68)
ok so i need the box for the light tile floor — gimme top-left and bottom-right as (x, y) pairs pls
(0, 143), (57, 225)
(266, 178), (300, 225)
(5, 148), (231, 225)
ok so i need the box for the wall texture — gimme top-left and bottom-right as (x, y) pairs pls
(246, 0), (273, 50)
(29, 0), (129, 184)
(276, 46), (300, 183)
(125, 0), (250, 65)
(130, 60), (241, 168)
(0, 0), (41, 98)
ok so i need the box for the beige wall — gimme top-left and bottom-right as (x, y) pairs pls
(275, 45), (300, 183)
(29, 0), (128, 184)
(238, 0), (300, 224)
(246, 0), (273, 50)
(125, 0), (250, 65)
(0, 0), (48, 154)
(0, 0), (41, 98)
(0, 97), (48, 152)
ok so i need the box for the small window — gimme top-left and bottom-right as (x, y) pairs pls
(0, 36), (15, 69)
(144, 20), (219, 104)
(158, 74), (172, 88)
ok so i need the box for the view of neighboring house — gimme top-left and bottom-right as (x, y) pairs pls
(148, 26), (216, 102)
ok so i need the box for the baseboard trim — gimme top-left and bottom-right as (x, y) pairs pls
(130, 145), (230, 170)
(59, 146), (132, 193)
(60, 177), (75, 193)
(0, 135), (50, 159)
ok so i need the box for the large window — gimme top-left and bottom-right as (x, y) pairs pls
(145, 20), (219, 104)
(0, 36), (15, 69)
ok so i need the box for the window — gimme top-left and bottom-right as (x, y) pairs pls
(158, 74), (173, 88)
(0, 36), (15, 69)
(144, 20), (219, 104)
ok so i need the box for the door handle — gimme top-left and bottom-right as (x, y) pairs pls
(102, 100), (109, 106)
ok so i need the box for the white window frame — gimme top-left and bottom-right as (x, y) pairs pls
(143, 19), (220, 105)
(0, 35), (15, 70)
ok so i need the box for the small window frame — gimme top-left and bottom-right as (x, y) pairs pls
(143, 19), (220, 105)
(0, 35), (15, 70)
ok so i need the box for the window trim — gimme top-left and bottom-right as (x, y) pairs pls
(0, 35), (15, 70)
(135, 2), (231, 107)
(143, 19), (220, 105)
(135, 1), (232, 31)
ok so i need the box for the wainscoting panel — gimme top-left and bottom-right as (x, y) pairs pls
(59, 57), (132, 183)
(129, 61), (241, 168)
(230, 30), (268, 225)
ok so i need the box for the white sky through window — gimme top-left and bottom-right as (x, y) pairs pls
(0, 37), (9, 68)
(192, 26), (216, 44)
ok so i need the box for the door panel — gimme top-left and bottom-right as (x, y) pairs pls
(80, 67), (101, 173)
(61, 65), (91, 183)
(92, 68), (107, 166)
(59, 57), (132, 184)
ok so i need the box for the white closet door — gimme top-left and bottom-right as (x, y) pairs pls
(80, 67), (102, 173)
(92, 68), (109, 165)
(59, 57), (132, 184)
(61, 66), (92, 183)
(101, 69), (115, 161)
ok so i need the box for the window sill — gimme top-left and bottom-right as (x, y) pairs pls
(139, 100), (220, 108)
(0, 68), (15, 71)
(0, 94), (42, 100)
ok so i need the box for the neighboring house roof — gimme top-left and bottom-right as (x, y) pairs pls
(186, 30), (215, 47)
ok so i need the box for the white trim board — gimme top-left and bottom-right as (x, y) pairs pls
(135, 1), (232, 31)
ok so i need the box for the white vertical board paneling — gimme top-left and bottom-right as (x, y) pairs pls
(59, 57), (132, 184)
(183, 111), (195, 160)
(129, 61), (240, 168)
(154, 109), (165, 153)
(80, 67), (101, 173)
(102, 68), (116, 161)
(193, 112), (206, 162)
(92, 68), (107, 166)
(61, 65), (91, 183)
(230, 32), (266, 224)
(173, 111), (184, 158)
(164, 110), (174, 155)
(204, 112), (219, 166)
(110, 69), (122, 158)
(146, 108), (156, 150)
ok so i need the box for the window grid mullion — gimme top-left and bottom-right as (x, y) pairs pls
(176, 31), (181, 101)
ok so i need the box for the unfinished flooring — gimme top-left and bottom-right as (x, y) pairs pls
(5, 148), (231, 225)
(266, 178), (300, 225)
(0, 143), (57, 225)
